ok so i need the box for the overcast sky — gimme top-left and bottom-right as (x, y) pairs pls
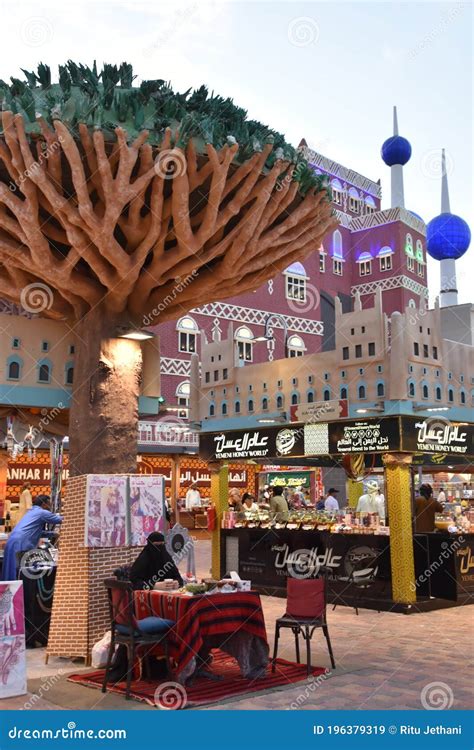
(1, 0), (472, 304)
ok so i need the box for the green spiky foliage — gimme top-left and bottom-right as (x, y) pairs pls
(0, 61), (330, 198)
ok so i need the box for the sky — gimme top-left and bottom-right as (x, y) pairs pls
(1, 0), (472, 304)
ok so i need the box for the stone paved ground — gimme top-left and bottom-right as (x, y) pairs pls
(1, 540), (472, 711)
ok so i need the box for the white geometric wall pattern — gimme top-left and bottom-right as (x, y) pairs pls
(304, 423), (330, 455)
(299, 147), (381, 198)
(349, 207), (426, 236)
(351, 275), (429, 298)
(160, 358), (191, 376)
(193, 302), (324, 336)
(267, 279), (274, 295)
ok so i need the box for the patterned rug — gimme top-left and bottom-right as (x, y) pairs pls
(68, 649), (328, 709)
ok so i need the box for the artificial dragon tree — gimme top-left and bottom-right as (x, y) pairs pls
(0, 62), (336, 475)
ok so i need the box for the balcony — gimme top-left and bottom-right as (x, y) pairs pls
(138, 421), (199, 449)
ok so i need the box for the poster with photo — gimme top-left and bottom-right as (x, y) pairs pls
(129, 475), (165, 546)
(0, 581), (26, 698)
(85, 474), (128, 547)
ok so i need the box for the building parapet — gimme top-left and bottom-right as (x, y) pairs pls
(351, 275), (429, 298)
(300, 146), (381, 198)
(192, 301), (324, 336)
(349, 207), (426, 235)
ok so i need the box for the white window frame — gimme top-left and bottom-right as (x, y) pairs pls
(177, 316), (199, 353)
(285, 274), (307, 302)
(417, 262), (424, 277)
(319, 250), (326, 273)
(407, 256), (415, 272)
(287, 334), (306, 358)
(235, 326), (254, 362)
(359, 260), (372, 276)
(176, 381), (191, 407)
(333, 259), (343, 276)
(379, 255), (392, 272)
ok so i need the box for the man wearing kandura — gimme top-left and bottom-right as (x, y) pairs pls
(324, 488), (340, 513)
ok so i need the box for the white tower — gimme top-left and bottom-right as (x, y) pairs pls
(439, 150), (457, 307)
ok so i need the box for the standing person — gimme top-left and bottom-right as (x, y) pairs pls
(270, 486), (289, 520)
(316, 495), (325, 511)
(2, 495), (63, 581)
(292, 485), (306, 508)
(437, 486), (447, 505)
(324, 488), (340, 513)
(18, 483), (33, 522)
(185, 483), (201, 510)
(415, 484), (443, 533)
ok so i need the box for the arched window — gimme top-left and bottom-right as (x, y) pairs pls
(262, 397), (268, 411)
(177, 316), (199, 353)
(348, 187), (360, 213)
(358, 384), (366, 400)
(222, 402), (227, 416)
(323, 388), (331, 401)
(340, 386), (348, 400)
(377, 382), (385, 397)
(209, 403), (215, 417)
(422, 383), (429, 399)
(287, 334), (306, 357)
(176, 381), (191, 407)
(448, 387), (454, 403)
(235, 400), (240, 414)
(405, 234), (414, 256)
(331, 179), (343, 205)
(364, 195), (376, 214)
(408, 299), (416, 308)
(285, 262), (308, 303)
(7, 359), (21, 380)
(460, 390), (466, 405)
(333, 230), (343, 258)
(248, 399), (254, 413)
(276, 394), (284, 409)
(408, 381), (415, 398)
(38, 360), (51, 383)
(235, 326), (254, 362)
(65, 365), (74, 385)
(435, 386), (442, 401)
(415, 239), (424, 262)
(307, 390), (315, 403)
(291, 392), (299, 405)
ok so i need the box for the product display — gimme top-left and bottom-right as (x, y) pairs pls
(222, 508), (388, 534)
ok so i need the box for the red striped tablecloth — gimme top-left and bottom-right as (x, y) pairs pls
(134, 589), (267, 676)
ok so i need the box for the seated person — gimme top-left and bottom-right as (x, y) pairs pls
(241, 493), (259, 513)
(129, 532), (183, 590)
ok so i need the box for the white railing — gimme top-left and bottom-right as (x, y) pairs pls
(138, 421), (199, 447)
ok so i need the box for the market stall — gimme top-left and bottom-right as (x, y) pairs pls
(201, 415), (474, 613)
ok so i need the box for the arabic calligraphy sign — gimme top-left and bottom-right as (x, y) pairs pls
(401, 418), (474, 457)
(328, 418), (400, 455)
(200, 426), (305, 461)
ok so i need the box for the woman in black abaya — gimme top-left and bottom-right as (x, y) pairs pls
(129, 532), (183, 590)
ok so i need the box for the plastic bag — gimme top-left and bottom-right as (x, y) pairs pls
(91, 630), (116, 668)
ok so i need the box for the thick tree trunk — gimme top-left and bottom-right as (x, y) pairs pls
(68, 306), (142, 476)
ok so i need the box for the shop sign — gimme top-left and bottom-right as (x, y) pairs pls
(7, 464), (69, 485)
(402, 418), (474, 457)
(265, 471), (311, 489)
(290, 399), (348, 424)
(328, 418), (400, 455)
(200, 426), (304, 461)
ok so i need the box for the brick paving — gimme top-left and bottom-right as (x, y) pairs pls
(1, 540), (472, 711)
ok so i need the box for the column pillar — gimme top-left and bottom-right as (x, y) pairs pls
(383, 453), (416, 604)
(346, 478), (363, 509)
(209, 462), (228, 579)
(0, 450), (8, 517)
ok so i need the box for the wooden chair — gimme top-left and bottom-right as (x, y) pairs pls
(272, 577), (336, 677)
(102, 578), (174, 700)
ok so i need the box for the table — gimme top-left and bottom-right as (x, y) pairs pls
(134, 589), (268, 680)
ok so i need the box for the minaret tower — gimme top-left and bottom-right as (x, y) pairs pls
(381, 106), (412, 208)
(426, 149), (471, 307)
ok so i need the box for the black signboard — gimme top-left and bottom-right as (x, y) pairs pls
(328, 418), (401, 455)
(401, 417), (474, 458)
(200, 425), (305, 462)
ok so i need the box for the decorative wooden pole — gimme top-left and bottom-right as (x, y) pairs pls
(383, 453), (416, 604)
(209, 462), (229, 579)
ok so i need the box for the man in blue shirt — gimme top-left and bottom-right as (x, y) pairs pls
(2, 495), (63, 580)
